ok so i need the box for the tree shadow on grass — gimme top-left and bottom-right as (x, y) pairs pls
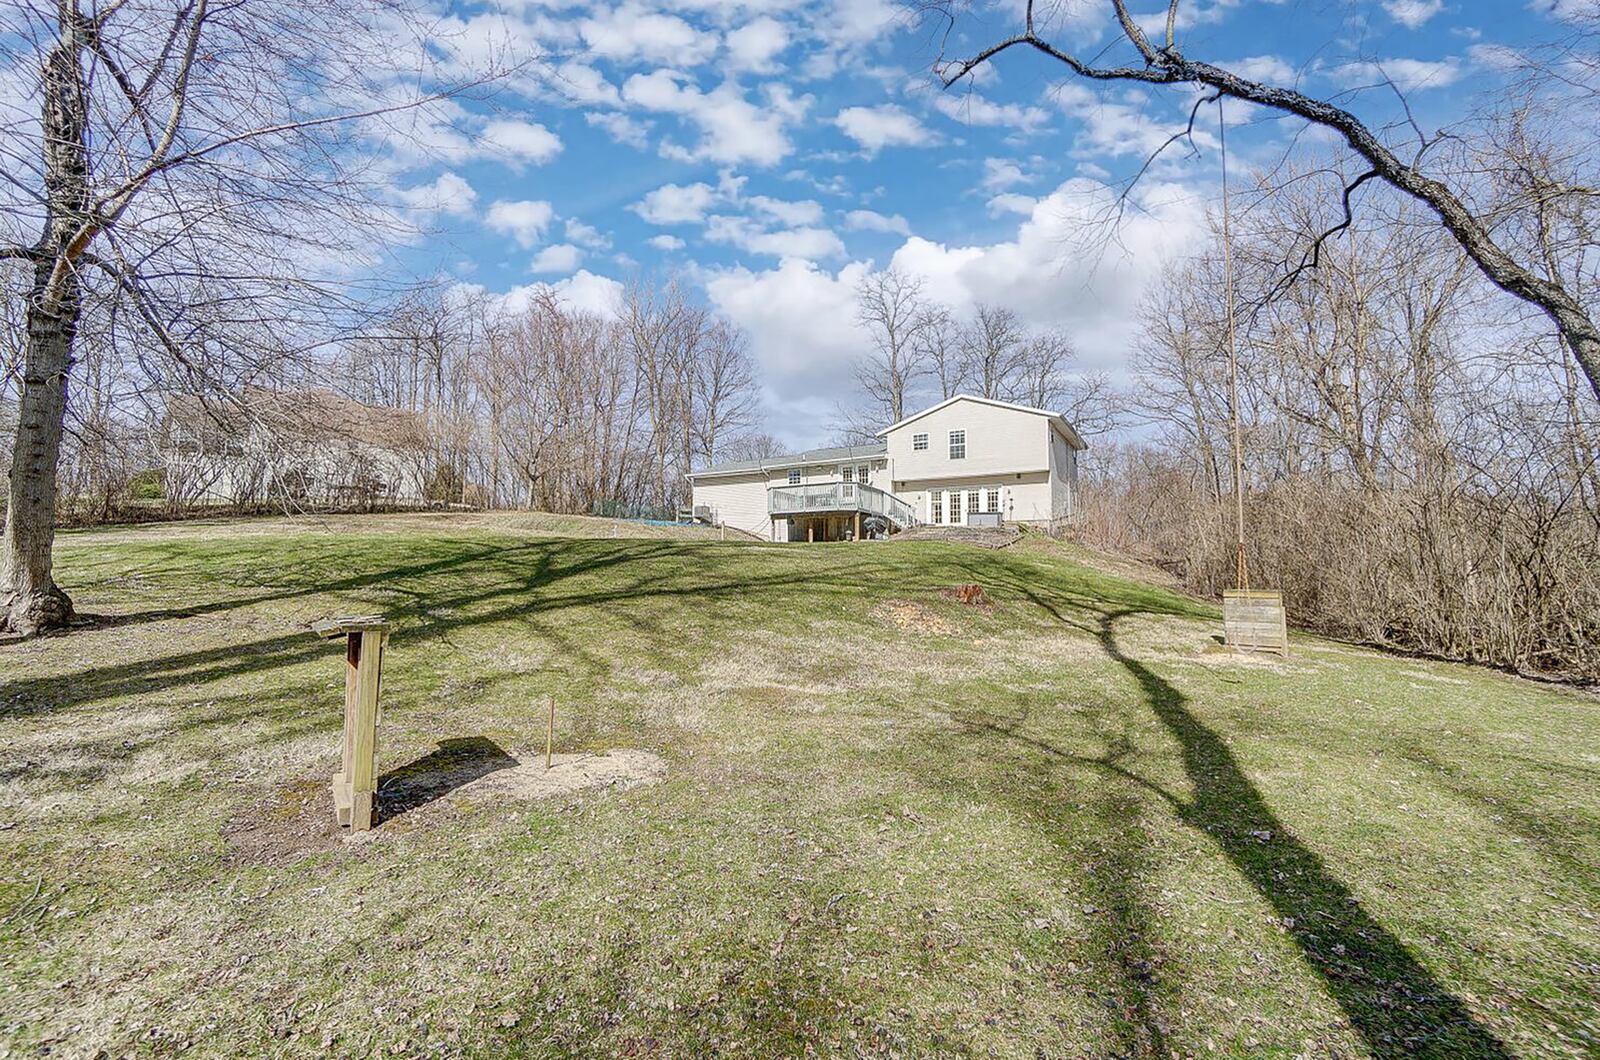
(932, 700), (1176, 1054)
(376, 736), (518, 822)
(925, 556), (1511, 1056)
(1, 538), (873, 720)
(1092, 608), (1513, 1058)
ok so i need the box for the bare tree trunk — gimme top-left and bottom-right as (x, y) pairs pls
(2, 18), (88, 635)
(2, 282), (79, 633)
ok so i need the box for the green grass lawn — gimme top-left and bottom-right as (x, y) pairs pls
(2, 512), (1595, 1058)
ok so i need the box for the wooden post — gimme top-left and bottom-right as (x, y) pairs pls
(546, 694), (555, 770)
(807, 521), (814, 543)
(854, 511), (861, 542)
(314, 615), (391, 831)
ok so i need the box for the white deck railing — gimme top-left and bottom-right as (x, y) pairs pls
(767, 480), (918, 528)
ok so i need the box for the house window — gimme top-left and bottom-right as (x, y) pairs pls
(949, 430), (966, 459)
(986, 487), (1000, 512)
(912, 432), (928, 451)
(967, 490), (980, 516)
(787, 468), (801, 485)
(857, 464), (870, 484)
(841, 465), (853, 482)
(931, 491), (942, 523)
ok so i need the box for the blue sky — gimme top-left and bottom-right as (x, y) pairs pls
(387, 0), (1576, 447)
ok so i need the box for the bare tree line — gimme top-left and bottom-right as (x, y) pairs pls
(340, 278), (760, 514)
(847, 268), (1121, 439)
(1080, 150), (1599, 679)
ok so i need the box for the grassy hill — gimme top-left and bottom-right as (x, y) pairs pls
(1, 513), (1595, 1057)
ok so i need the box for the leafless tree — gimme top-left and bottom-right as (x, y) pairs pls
(854, 268), (930, 422)
(0, 0), (506, 633)
(692, 320), (758, 464)
(928, 0), (1600, 403)
(720, 432), (787, 462)
(959, 303), (1026, 400)
(1098, 157), (1600, 679)
(913, 304), (965, 400)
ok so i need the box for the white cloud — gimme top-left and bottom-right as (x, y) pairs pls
(705, 215), (846, 260)
(1330, 57), (1464, 91)
(622, 71), (806, 166)
(707, 177), (1207, 419)
(748, 195), (824, 226)
(498, 270), (626, 318)
(1468, 43), (1522, 71)
(396, 171), (477, 216)
(585, 111), (652, 149)
(580, 6), (719, 66)
(931, 92), (1050, 130)
(485, 199), (555, 247)
(705, 258), (875, 403)
(1229, 55), (1297, 84)
(985, 193), (1036, 216)
(480, 119), (563, 165)
(805, 0), (905, 79)
(1382, 0), (1444, 28)
(980, 158), (1030, 191)
(631, 181), (719, 225)
(530, 243), (582, 274)
(547, 62), (621, 107)
(843, 209), (910, 235)
(726, 16), (788, 72)
(648, 234), (686, 251)
(835, 104), (935, 154)
(1046, 80), (1218, 158)
(564, 218), (610, 249)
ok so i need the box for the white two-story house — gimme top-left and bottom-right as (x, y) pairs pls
(686, 395), (1086, 541)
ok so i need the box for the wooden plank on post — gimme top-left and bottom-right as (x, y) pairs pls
(348, 629), (386, 831)
(315, 615), (391, 831)
(1223, 590), (1289, 655)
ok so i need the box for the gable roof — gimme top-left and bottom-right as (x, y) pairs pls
(875, 394), (1087, 450)
(687, 441), (887, 481)
(164, 386), (429, 452)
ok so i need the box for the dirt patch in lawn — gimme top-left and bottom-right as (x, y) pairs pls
(223, 749), (666, 865)
(870, 599), (958, 636)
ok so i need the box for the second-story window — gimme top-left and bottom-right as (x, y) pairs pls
(912, 432), (928, 451)
(841, 465), (853, 482)
(787, 468), (801, 485)
(949, 430), (966, 459)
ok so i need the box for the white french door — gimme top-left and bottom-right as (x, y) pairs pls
(946, 489), (964, 525)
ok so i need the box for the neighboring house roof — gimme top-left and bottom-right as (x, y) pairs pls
(875, 394), (1088, 450)
(163, 386), (429, 452)
(687, 441), (888, 481)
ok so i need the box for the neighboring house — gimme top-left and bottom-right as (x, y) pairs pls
(160, 387), (431, 507)
(687, 395), (1087, 541)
